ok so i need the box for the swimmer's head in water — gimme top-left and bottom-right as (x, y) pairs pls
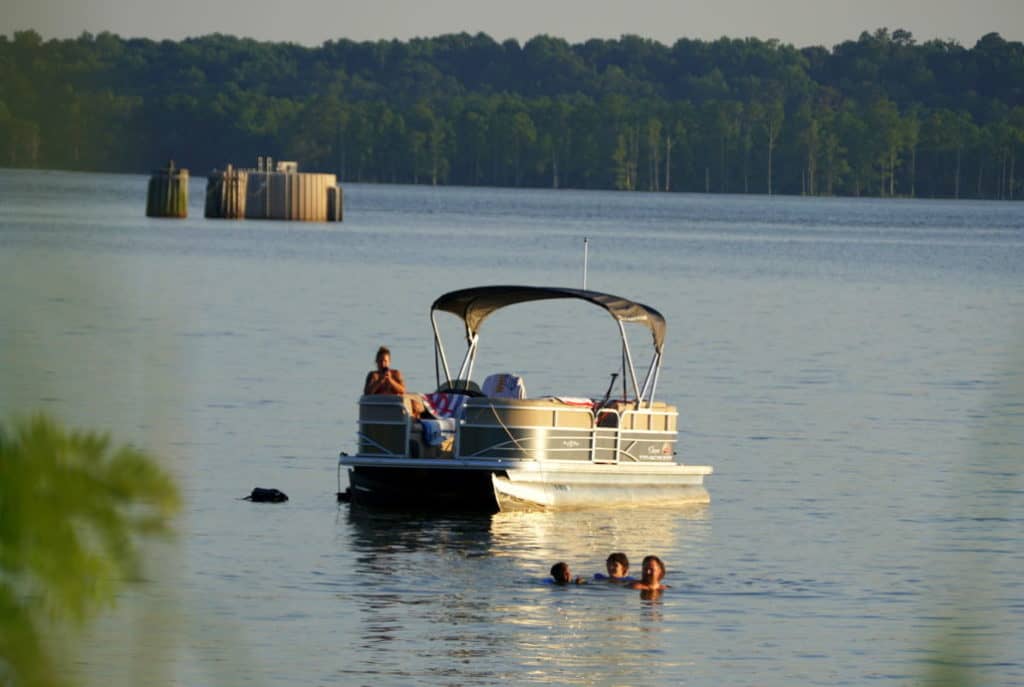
(640, 555), (665, 584)
(550, 562), (571, 584)
(606, 552), (629, 578)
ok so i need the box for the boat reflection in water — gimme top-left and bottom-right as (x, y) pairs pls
(335, 505), (710, 684)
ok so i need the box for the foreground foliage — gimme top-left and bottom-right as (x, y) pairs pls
(0, 414), (180, 687)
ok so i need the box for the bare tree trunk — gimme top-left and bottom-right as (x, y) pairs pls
(954, 146), (961, 199)
(807, 149), (817, 196)
(515, 137), (525, 187)
(1010, 149), (1016, 201)
(742, 142), (749, 193)
(1000, 150), (1008, 200)
(910, 145), (917, 198)
(720, 136), (726, 193)
(631, 125), (640, 191)
(889, 149), (896, 197)
(743, 132), (750, 193)
(825, 144), (834, 196)
(664, 136), (672, 192)
(650, 132), (661, 192)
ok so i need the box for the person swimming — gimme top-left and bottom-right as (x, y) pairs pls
(629, 555), (668, 592)
(593, 552), (633, 582)
(550, 561), (587, 585)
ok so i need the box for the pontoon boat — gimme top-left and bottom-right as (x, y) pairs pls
(337, 285), (713, 511)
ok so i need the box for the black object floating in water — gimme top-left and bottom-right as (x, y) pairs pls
(243, 487), (289, 503)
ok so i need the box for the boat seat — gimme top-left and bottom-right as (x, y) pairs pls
(481, 373), (527, 399)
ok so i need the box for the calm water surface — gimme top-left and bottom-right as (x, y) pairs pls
(2, 169), (1023, 686)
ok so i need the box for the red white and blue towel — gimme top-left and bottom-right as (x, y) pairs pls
(424, 392), (469, 419)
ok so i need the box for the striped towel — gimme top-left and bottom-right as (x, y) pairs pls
(553, 396), (595, 408)
(424, 392), (469, 419)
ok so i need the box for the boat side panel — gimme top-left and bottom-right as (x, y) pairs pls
(458, 426), (594, 461)
(618, 405), (677, 432)
(358, 394), (411, 455)
(457, 398), (679, 463)
(462, 399), (594, 428)
(618, 430), (677, 462)
(456, 425), (676, 463)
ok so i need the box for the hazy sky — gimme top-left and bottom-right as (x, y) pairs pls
(4, 0), (1023, 49)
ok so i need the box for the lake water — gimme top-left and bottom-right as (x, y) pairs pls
(1, 168), (1022, 686)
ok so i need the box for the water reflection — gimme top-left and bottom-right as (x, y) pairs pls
(337, 505), (709, 684)
(488, 505), (709, 569)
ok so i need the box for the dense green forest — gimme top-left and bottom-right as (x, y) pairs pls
(1, 28), (1023, 198)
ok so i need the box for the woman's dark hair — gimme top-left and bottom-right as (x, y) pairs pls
(550, 562), (570, 583)
(375, 346), (391, 362)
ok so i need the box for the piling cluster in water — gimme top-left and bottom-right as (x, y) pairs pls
(205, 158), (343, 222)
(146, 157), (343, 221)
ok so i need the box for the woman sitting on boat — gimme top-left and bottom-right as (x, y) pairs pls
(364, 346), (406, 395)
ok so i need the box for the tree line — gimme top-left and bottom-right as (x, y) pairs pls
(1, 27), (1023, 199)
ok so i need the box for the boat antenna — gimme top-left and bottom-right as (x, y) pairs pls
(582, 237), (589, 289)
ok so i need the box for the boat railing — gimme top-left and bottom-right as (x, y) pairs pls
(357, 394), (677, 463)
(457, 397), (677, 464)
(358, 393), (462, 459)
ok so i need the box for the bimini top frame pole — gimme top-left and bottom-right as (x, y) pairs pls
(637, 350), (662, 406)
(430, 285), (668, 403)
(617, 319), (642, 402)
(430, 311), (453, 387)
(431, 310), (480, 390)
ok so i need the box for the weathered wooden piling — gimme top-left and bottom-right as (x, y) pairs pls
(205, 158), (343, 222)
(327, 185), (343, 222)
(146, 161), (189, 218)
(204, 164), (248, 219)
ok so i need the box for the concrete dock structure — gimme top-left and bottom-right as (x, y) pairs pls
(205, 158), (343, 222)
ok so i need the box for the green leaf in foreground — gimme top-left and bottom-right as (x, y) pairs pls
(0, 413), (181, 687)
